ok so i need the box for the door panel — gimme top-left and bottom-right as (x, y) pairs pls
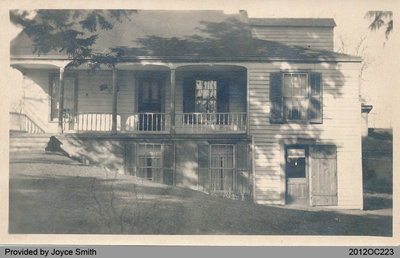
(310, 145), (338, 206)
(286, 147), (308, 205)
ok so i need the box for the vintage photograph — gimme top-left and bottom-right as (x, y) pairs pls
(7, 4), (394, 238)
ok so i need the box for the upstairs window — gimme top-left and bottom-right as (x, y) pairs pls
(195, 80), (217, 113)
(270, 72), (322, 123)
(183, 78), (229, 113)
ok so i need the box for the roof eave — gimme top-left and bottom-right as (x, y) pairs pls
(10, 55), (362, 63)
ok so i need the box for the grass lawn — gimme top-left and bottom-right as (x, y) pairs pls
(9, 151), (392, 236)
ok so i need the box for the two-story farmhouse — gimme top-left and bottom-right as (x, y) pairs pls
(10, 10), (363, 209)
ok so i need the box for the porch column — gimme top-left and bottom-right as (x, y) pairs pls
(58, 67), (65, 133)
(111, 67), (118, 135)
(170, 68), (176, 134)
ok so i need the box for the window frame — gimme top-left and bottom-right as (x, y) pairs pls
(137, 143), (163, 181)
(277, 71), (323, 124)
(183, 76), (230, 114)
(209, 144), (236, 193)
(282, 72), (309, 122)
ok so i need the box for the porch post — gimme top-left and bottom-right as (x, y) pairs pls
(170, 68), (176, 134)
(111, 67), (118, 135)
(58, 67), (65, 133)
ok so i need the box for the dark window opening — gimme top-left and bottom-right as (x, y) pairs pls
(286, 147), (306, 178)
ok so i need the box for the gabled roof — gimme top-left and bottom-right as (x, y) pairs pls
(11, 10), (358, 62)
(249, 18), (336, 27)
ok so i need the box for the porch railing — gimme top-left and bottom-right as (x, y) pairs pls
(175, 112), (247, 132)
(10, 112), (45, 134)
(123, 113), (169, 132)
(63, 112), (170, 132)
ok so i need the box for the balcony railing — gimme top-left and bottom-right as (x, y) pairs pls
(124, 113), (169, 132)
(175, 112), (247, 133)
(63, 111), (246, 133)
(63, 112), (170, 133)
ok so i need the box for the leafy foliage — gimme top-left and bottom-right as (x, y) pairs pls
(10, 10), (135, 69)
(365, 11), (393, 39)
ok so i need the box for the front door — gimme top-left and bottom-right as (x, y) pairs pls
(138, 77), (162, 131)
(285, 146), (308, 205)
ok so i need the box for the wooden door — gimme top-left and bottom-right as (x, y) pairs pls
(286, 147), (308, 205)
(310, 145), (338, 206)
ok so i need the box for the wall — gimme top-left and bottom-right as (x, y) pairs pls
(59, 135), (125, 173)
(251, 27), (334, 51)
(14, 68), (59, 133)
(246, 61), (363, 209)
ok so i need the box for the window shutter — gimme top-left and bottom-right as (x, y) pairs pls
(236, 142), (250, 198)
(198, 144), (210, 192)
(309, 73), (323, 124)
(183, 78), (195, 113)
(124, 143), (136, 176)
(163, 144), (174, 185)
(217, 79), (229, 112)
(270, 72), (283, 123)
(236, 142), (247, 170)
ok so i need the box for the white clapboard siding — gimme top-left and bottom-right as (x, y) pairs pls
(251, 27), (334, 51)
(247, 61), (363, 208)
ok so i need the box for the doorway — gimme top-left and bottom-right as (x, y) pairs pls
(285, 146), (309, 205)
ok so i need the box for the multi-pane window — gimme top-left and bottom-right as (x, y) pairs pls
(138, 144), (162, 181)
(282, 73), (308, 121)
(195, 80), (217, 113)
(270, 72), (322, 123)
(210, 145), (235, 192)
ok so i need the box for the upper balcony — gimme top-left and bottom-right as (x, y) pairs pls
(58, 64), (248, 135)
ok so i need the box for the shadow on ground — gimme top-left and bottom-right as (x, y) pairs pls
(9, 151), (392, 236)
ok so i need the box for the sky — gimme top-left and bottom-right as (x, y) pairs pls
(3, 0), (399, 128)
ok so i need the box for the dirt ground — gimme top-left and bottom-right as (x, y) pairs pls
(8, 151), (392, 236)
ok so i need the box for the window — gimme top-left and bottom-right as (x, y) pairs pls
(195, 80), (217, 113)
(138, 144), (162, 181)
(270, 72), (322, 123)
(286, 147), (306, 178)
(183, 78), (229, 113)
(125, 143), (174, 185)
(283, 73), (308, 121)
(210, 145), (235, 192)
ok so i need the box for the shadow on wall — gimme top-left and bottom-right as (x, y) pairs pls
(51, 135), (125, 173)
